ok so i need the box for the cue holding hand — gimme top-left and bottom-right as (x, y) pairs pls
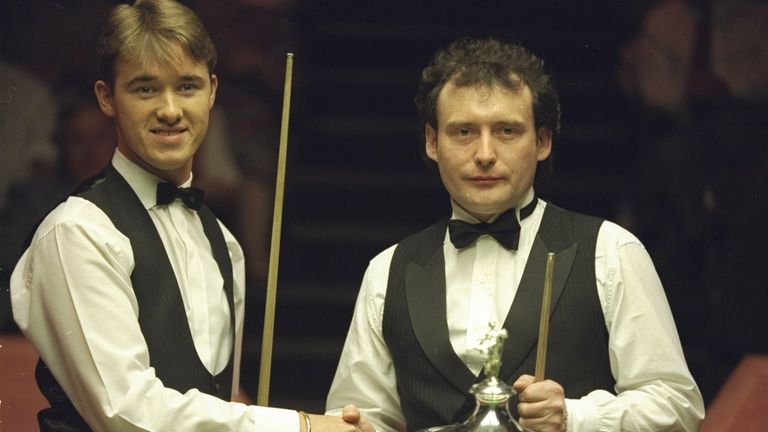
(513, 374), (567, 432)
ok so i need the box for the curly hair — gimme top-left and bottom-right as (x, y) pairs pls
(414, 37), (560, 135)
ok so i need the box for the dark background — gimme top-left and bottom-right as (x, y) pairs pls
(2, 0), (767, 414)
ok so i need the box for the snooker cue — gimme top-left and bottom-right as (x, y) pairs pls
(534, 252), (555, 382)
(257, 53), (294, 407)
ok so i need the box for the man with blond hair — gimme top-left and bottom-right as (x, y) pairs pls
(12, 1), (372, 431)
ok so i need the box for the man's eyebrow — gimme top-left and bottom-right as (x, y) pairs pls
(125, 75), (158, 87)
(179, 74), (206, 83)
(444, 118), (527, 128)
(496, 119), (526, 127)
(124, 74), (206, 87)
(444, 120), (474, 128)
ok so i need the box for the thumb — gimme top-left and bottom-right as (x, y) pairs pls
(342, 404), (361, 422)
(513, 374), (535, 393)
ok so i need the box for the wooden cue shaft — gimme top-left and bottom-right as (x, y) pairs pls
(257, 53), (294, 407)
(534, 252), (556, 382)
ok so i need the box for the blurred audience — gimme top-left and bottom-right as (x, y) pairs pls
(197, 0), (298, 287)
(1, 0), (112, 212)
(618, 0), (768, 401)
(0, 93), (116, 330)
(0, 58), (59, 211)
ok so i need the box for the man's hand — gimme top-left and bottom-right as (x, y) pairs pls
(513, 374), (567, 432)
(308, 404), (376, 432)
(342, 404), (376, 431)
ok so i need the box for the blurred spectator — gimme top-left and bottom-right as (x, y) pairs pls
(193, 107), (247, 223)
(0, 0), (110, 86)
(618, 0), (768, 401)
(0, 0), (112, 207)
(56, 95), (117, 185)
(711, 1), (768, 100)
(0, 58), (59, 211)
(619, 0), (697, 113)
(0, 93), (115, 331)
(617, 0), (712, 296)
(197, 0), (297, 286)
(195, 107), (276, 287)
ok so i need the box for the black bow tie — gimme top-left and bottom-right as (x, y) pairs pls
(156, 182), (205, 210)
(448, 199), (537, 250)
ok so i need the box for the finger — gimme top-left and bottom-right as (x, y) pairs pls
(519, 410), (565, 432)
(358, 416), (376, 432)
(342, 404), (361, 422)
(519, 416), (549, 432)
(520, 379), (565, 403)
(513, 373), (535, 392)
(518, 398), (549, 418)
(518, 396), (566, 431)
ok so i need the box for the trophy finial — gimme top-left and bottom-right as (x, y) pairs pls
(477, 322), (508, 379)
(416, 322), (524, 431)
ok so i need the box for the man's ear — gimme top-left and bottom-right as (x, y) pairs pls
(425, 124), (438, 162)
(94, 80), (116, 118)
(536, 127), (552, 161)
(209, 74), (218, 109)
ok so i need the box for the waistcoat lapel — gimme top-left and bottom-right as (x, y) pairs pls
(406, 246), (477, 394)
(498, 231), (578, 380)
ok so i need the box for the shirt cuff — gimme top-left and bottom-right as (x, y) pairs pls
(249, 405), (300, 432)
(564, 397), (600, 432)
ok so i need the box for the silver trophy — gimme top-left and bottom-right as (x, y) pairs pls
(417, 323), (527, 432)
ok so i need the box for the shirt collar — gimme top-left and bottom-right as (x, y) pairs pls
(111, 149), (194, 210)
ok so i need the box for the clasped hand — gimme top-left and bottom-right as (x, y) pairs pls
(307, 404), (376, 432)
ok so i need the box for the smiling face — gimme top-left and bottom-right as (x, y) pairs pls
(94, 46), (217, 185)
(426, 79), (552, 221)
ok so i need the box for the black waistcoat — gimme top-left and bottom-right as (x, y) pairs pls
(382, 203), (616, 432)
(35, 164), (235, 431)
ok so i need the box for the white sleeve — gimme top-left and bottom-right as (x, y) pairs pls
(11, 199), (298, 432)
(326, 245), (406, 432)
(566, 222), (705, 432)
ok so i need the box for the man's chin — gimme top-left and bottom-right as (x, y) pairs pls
(456, 201), (513, 221)
(138, 156), (192, 179)
(468, 198), (514, 213)
(148, 151), (195, 169)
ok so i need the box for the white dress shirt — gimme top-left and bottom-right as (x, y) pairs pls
(326, 189), (705, 432)
(11, 150), (299, 431)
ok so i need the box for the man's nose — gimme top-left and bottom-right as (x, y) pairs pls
(474, 132), (497, 166)
(156, 92), (182, 123)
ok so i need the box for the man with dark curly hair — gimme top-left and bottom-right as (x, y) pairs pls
(326, 37), (704, 432)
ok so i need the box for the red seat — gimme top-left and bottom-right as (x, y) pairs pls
(700, 354), (768, 432)
(0, 333), (48, 431)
